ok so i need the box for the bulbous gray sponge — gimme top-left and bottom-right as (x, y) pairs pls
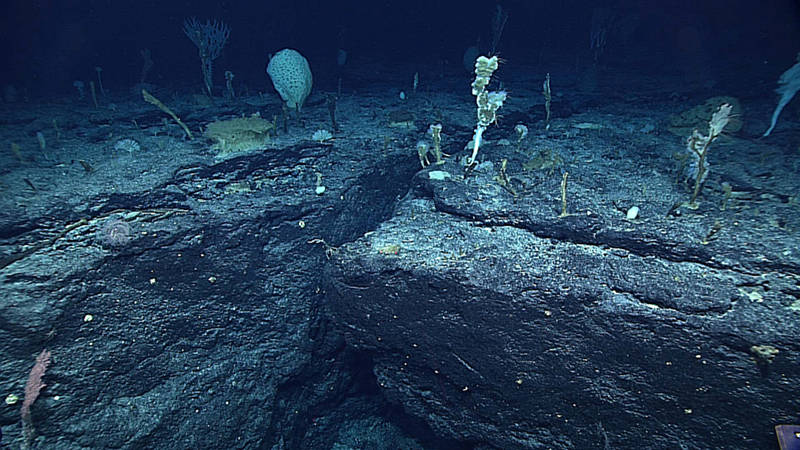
(267, 49), (313, 112)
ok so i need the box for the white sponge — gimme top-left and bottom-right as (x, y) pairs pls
(764, 53), (800, 137)
(266, 49), (313, 111)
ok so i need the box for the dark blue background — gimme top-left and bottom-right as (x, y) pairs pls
(1, 0), (798, 95)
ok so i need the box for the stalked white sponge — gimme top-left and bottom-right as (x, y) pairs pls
(267, 49), (313, 111)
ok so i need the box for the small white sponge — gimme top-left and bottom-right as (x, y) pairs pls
(267, 49), (313, 111)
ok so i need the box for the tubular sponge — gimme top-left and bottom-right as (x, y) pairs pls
(764, 53), (800, 137)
